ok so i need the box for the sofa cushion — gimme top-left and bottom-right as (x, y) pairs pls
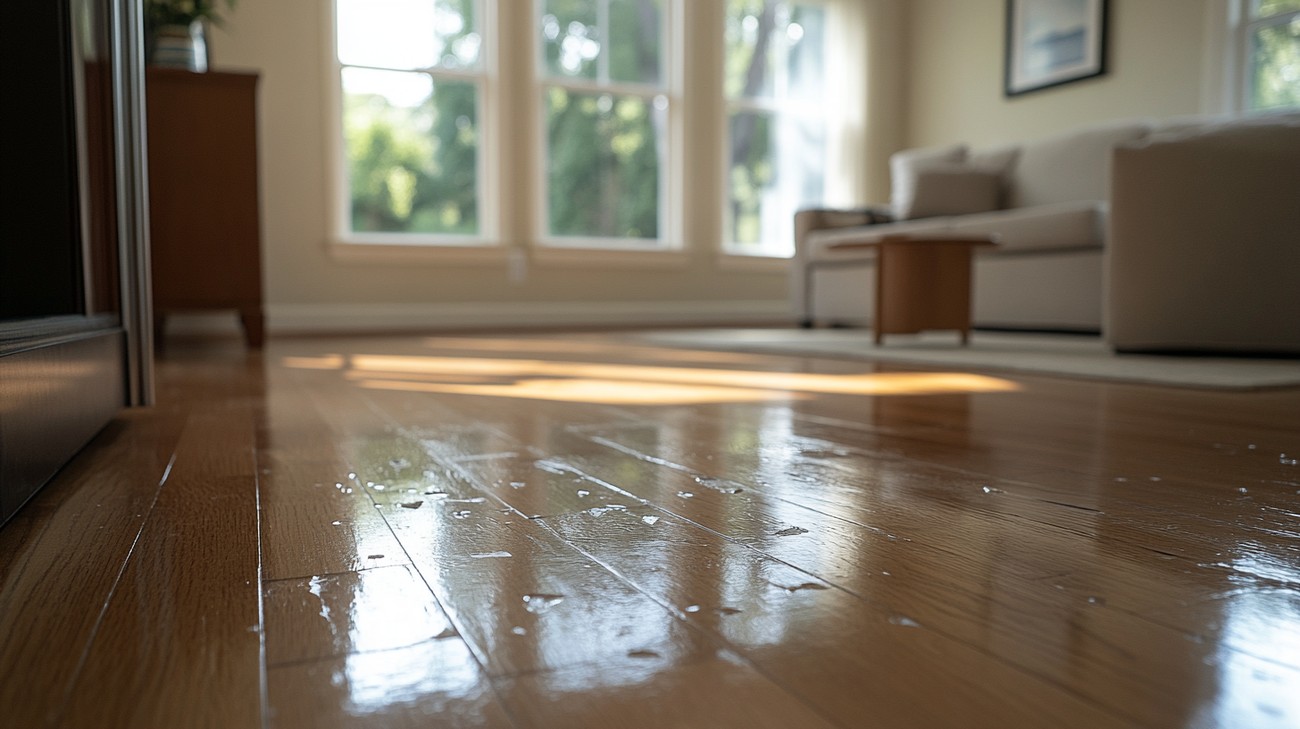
(905, 168), (1002, 219)
(949, 200), (1104, 253)
(889, 143), (967, 219)
(1008, 121), (1150, 208)
(806, 200), (1104, 259)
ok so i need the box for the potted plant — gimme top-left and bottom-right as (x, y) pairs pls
(144, 0), (238, 72)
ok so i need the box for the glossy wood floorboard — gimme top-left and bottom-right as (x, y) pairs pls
(1, 331), (1298, 728)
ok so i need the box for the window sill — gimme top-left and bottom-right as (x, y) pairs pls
(531, 245), (690, 269)
(329, 241), (510, 266)
(715, 252), (791, 273)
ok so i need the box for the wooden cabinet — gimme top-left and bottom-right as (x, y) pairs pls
(146, 68), (263, 347)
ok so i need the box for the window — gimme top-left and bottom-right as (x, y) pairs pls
(1241, 0), (1300, 110)
(724, 0), (828, 258)
(326, 1), (864, 259)
(333, 0), (488, 243)
(538, 0), (672, 247)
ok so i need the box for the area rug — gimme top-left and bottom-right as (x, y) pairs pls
(629, 328), (1300, 390)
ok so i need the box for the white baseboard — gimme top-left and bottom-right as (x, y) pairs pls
(240, 299), (793, 335)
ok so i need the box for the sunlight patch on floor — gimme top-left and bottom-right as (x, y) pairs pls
(282, 351), (1020, 405)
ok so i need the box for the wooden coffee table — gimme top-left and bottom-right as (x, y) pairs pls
(827, 235), (998, 345)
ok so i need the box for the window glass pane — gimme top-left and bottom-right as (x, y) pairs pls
(545, 89), (663, 240)
(609, 0), (663, 84)
(786, 4), (825, 101)
(542, 0), (600, 80)
(338, 0), (480, 70)
(1250, 18), (1300, 110)
(726, 0), (825, 101)
(343, 68), (479, 234)
(1255, 0), (1300, 18)
(726, 0), (777, 99)
(725, 0), (827, 255)
(726, 109), (824, 256)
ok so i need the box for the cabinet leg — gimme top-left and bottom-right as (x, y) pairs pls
(239, 310), (265, 349)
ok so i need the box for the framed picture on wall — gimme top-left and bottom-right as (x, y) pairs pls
(1004, 0), (1109, 97)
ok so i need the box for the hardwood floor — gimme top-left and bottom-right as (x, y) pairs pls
(2, 330), (1298, 728)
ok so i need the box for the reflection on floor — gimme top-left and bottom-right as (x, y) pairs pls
(2, 330), (1299, 728)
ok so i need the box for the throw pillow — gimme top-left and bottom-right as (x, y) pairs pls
(904, 168), (1002, 220)
(967, 144), (1021, 208)
(889, 143), (967, 220)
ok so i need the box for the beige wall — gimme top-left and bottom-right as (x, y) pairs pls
(904, 0), (1213, 150)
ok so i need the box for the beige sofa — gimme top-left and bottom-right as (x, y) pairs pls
(1106, 112), (1300, 354)
(792, 115), (1243, 333)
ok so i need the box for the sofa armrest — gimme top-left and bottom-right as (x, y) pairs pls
(794, 206), (894, 260)
(1106, 119), (1300, 353)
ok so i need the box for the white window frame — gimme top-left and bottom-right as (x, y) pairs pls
(324, 0), (502, 254)
(721, 0), (834, 261)
(533, 0), (682, 252)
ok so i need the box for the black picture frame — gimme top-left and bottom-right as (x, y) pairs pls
(1004, 0), (1109, 97)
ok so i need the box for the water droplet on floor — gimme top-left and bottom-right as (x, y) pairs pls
(367, 554), (384, 560)
(523, 594), (564, 613)
(534, 459), (569, 475)
(774, 526), (809, 537)
(1238, 487), (1249, 494)
(695, 476), (745, 494)
(401, 501), (424, 510)
(779, 582), (828, 593)
(510, 481), (527, 489)
(452, 510), (473, 519)
(373, 503), (383, 509)
(586, 505), (627, 518)
(889, 615), (921, 628)
(1087, 596), (1107, 606)
(331, 520), (342, 526)
(471, 551), (512, 559)
(714, 607), (742, 615)
(577, 489), (590, 497)
(627, 649), (660, 659)
(685, 605), (701, 613)
(448, 497), (486, 504)
(347, 472), (357, 480)
(373, 484), (387, 491)
(1248, 444), (1257, 450)
(981, 485), (1004, 494)
(642, 515), (660, 526)
(677, 491), (694, 499)
(344, 488), (353, 494)
(511, 626), (527, 636)
(1149, 476), (1162, 482)
(335, 483), (344, 489)
(1115, 477), (1128, 483)
(881, 571), (892, 576)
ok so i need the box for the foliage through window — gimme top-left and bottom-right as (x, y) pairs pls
(539, 0), (669, 245)
(1244, 0), (1300, 110)
(724, 0), (828, 257)
(336, 0), (484, 238)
